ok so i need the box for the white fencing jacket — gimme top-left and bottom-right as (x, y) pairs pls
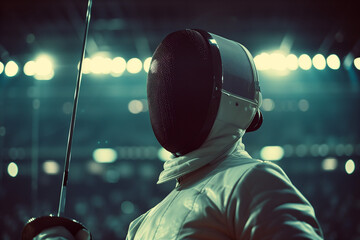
(126, 120), (323, 239)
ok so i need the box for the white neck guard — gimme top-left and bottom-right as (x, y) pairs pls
(157, 119), (251, 184)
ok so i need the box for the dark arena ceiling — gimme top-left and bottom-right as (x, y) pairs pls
(1, 0), (360, 59)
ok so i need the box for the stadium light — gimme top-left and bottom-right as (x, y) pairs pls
(143, 57), (152, 73)
(253, 53), (271, 71)
(354, 57), (360, 70)
(127, 58), (142, 74)
(312, 54), (326, 70)
(260, 146), (284, 161)
(101, 57), (112, 74)
(82, 58), (92, 74)
(33, 54), (55, 80)
(261, 98), (275, 111)
(327, 54), (341, 70)
(24, 61), (36, 76)
(91, 56), (107, 74)
(43, 160), (60, 175)
(111, 57), (126, 76)
(298, 54), (312, 70)
(322, 157), (337, 171)
(7, 162), (18, 177)
(5, 61), (19, 77)
(345, 159), (355, 174)
(286, 54), (298, 70)
(128, 100), (143, 114)
(270, 52), (287, 70)
(0, 61), (4, 74)
(93, 148), (117, 163)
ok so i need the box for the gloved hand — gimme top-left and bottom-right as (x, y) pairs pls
(22, 216), (91, 240)
(33, 226), (90, 240)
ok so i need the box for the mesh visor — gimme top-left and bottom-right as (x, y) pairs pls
(210, 33), (257, 101)
(147, 29), (219, 155)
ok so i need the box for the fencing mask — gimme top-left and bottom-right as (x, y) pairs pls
(147, 29), (262, 156)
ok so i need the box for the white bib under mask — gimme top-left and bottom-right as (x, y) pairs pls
(157, 119), (251, 184)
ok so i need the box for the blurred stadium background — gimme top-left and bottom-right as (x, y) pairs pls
(1, 0), (359, 239)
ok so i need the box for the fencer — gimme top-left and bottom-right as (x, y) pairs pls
(32, 29), (323, 240)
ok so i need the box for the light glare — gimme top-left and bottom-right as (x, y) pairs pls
(322, 158), (337, 171)
(254, 53), (271, 70)
(93, 148), (118, 163)
(298, 54), (312, 70)
(101, 57), (112, 74)
(34, 55), (54, 80)
(111, 57), (126, 75)
(262, 98), (275, 111)
(24, 61), (37, 76)
(143, 57), (152, 73)
(82, 58), (92, 74)
(260, 146), (284, 161)
(35, 55), (53, 75)
(5, 61), (19, 77)
(128, 100), (143, 114)
(312, 54), (326, 70)
(91, 56), (109, 74)
(7, 162), (18, 177)
(345, 159), (355, 174)
(43, 160), (60, 174)
(270, 52), (286, 70)
(127, 58), (142, 74)
(0, 61), (4, 74)
(327, 54), (341, 70)
(286, 54), (298, 70)
(354, 57), (360, 70)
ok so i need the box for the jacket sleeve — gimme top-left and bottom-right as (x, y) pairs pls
(227, 162), (323, 240)
(125, 212), (148, 240)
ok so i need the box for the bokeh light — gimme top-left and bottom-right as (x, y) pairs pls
(5, 61), (19, 77)
(43, 160), (60, 175)
(298, 99), (310, 112)
(260, 146), (284, 161)
(24, 61), (37, 76)
(7, 162), (18, 177)
(121, 201), (135, 214)
(286, 54), (299, 70)
(82, 58), (92, 74)
(126, 58), (142, 74)
(327, 54), (341, 70)
(91, 56), (111, 74)
(143, 57), (152, 73)
(270, 52), (287, 70)
(0, 61), (4, 74)
(111, 57), (127, 76)
(353, 57), (360, 70)
(128, 100), (144, 114)
(298, 54), (312, 70)
(262, 98), (275, 111)
(93, 148), (118, 163)
(345, 159), (355, 174)
(312, 54), (326, 70)
(254, 53), (271, 70)
(322, 158), (338, 171)
(34, 54), (54, 80)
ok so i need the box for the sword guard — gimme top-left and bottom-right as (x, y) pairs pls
(21, 215), (91, 240)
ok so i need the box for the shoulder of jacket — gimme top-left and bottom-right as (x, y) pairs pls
(211, 158), (292, 196)
(204, 157), (265, 189)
